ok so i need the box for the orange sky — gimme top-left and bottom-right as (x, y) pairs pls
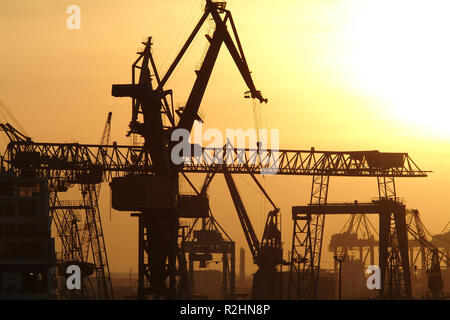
(1, 0), (449, 274)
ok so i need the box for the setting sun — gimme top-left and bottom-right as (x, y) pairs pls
(345, 0), (450, 137)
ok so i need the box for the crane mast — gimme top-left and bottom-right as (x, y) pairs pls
(224, 173), (260, 258)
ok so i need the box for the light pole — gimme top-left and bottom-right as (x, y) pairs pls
(334, 253), (346, 300)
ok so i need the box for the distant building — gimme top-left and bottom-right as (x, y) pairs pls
(192, 270), (223, 299)
(340, 259), (372, 299)
(280, 270), (336, 299)
(0, 171), (56, 299)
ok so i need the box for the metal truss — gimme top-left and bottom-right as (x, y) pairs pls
(182, 171), (236, 298)
(2, 128), (429, 300)
(329, 214), (378, 273)
(377, 176), (411, 299)
(4, 142), (428, 178)
(289, 174), (329, 299)
(290, 191), (413, 299)
(80, 184), (114, 299)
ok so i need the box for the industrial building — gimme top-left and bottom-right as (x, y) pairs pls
(0, 166), (56, 298)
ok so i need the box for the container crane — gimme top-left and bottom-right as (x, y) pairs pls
(406, 209), (449, 298)
(329, 213), (378, 272)
(183, 172), (236, 298)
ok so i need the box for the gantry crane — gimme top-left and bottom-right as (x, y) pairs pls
(431, 221), (450, 263)
(406, 209), (449, 298)
(329, 212), (378, 273)
(1, 132), (428, 299)
(50, 196), (96, 298)
(288, 152), (430, 300)
(183, 172), (236, 298)
(327, 208), (449, 299)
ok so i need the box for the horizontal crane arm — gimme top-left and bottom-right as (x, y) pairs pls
(4, 141), (429, 180)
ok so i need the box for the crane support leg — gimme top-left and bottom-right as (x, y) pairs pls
(80, 184), (114, 299)
(138, 212), (179, 299)
(289, 174), (329, 299)
(377, 176), (412, 299)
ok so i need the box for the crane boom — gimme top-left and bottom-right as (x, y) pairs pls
(3, 140), (429, 179)
(224, 171), (283, 299)
(176, 2), (267, 133)
(224, 172), (260, 258)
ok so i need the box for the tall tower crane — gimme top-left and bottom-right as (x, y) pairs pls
(79, 112), (114, 299)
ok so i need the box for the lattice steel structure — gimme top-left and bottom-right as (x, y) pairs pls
(290, 199), (413, 299)
(287, 151), (426, 299)
(4, 143), (428, 178)
(0, 120), (114, 299)
(2, 132), (429, 299)
(328, 214), (378, 274)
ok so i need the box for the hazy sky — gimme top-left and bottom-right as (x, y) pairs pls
(1, 0), (449, 273)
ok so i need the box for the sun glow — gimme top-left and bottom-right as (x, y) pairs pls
(346, 0), (450, 138)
